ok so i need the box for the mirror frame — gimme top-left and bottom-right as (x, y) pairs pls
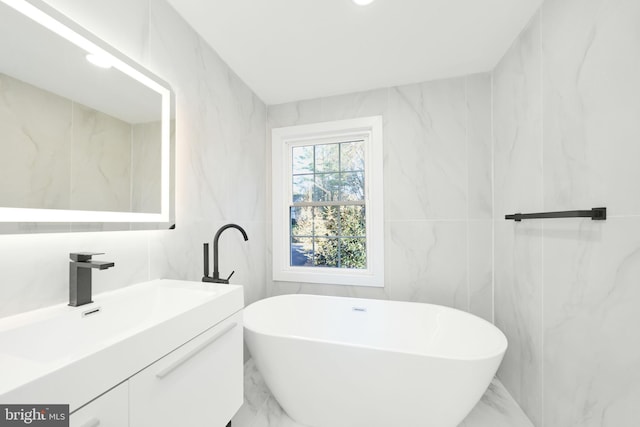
(0, 0), (175, 233)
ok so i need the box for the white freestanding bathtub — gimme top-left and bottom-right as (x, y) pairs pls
(244, 294), (507, 427)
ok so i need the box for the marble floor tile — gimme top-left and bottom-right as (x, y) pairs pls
(459, 380), (534, 427)
(233, 359), (533, 427)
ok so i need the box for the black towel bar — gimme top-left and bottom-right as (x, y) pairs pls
(505, 207), (606, 222)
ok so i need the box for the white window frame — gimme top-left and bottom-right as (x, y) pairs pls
(272, 116), (384, 287)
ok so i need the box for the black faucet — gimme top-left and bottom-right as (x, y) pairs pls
(69, 252), (115, 307)
(202, 224), (248, 284)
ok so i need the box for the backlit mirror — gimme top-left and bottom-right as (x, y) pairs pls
(0, 0), (174, 232)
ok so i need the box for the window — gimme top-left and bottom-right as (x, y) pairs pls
(272, 116), (384, 287)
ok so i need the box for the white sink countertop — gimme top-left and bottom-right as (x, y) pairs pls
(0, 279), (244, 411)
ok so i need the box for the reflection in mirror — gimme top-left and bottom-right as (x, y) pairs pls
(0, 0), (173, 228)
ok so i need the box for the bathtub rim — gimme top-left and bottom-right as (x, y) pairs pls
(243, 294), (507, 362)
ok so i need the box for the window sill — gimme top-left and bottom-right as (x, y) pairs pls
(273, 267), (384, 287)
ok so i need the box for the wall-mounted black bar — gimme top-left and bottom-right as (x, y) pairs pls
(505, 207), (606, 222)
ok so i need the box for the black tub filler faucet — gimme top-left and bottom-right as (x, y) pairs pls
(202, 224), (248, 284)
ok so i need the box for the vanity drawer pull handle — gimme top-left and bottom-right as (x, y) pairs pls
(155, 322), (238, 379)
(80, 418), (100, 427)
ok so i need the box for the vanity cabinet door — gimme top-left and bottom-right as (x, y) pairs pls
(70, 382), (128, 427)
(129, 312), (243, 427)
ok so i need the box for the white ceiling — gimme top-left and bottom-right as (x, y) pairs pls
(166, 0), (542, 105)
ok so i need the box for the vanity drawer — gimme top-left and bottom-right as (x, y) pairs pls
(129, 311), (243, 427)
(70, 382), (128, 427)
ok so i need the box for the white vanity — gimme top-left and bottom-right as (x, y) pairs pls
(0, 280), (244, 427)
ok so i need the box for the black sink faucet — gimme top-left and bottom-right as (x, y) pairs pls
(203, 224), (248, 284)
(69, 252), (115, 307)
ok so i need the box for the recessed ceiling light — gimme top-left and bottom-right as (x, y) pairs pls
(352, 0), (375, 6)
(86, 53), (113, 69)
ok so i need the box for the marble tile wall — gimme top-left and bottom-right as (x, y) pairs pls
(493, 0), (640, 425)
(493, 12), (544, 427)
(266, 74), (494, 321)
(0, 73), (72, 210)
(0, 0), (267, 318)
(131, 121), (162, 213)
(70, 103), (132, 212)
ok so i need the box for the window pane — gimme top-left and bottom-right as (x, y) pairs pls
(341, 140), (364, 172)
(340, 238), (366, 268)
(292, 146), (314, 174)
(290, 206), (313, 236)
(315, 144), (339, 173)
(340, 206), (365, 237)
(314, 205), (339, 237)
(288, 138), (369, 271)
(313, 237), (339, 267)
(291, 236), (313, 266)
(340, 172), (365, 201)
(313, 173), (340, 201)
(292, 174), (313, 202)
